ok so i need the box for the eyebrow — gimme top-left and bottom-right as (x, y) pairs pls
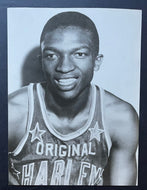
(43, 47), (60, 54)
(43, 46), (91, 53)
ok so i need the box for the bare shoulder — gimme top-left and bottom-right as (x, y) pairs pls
(8, 86), (29, 152)
(9, 86), (29, 118)
(104, 90), (138, 118)
(104, 90), (138, 152)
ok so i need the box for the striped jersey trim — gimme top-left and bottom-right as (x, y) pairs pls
(99, 87), (112, 156)
(12, 84), (34, 156)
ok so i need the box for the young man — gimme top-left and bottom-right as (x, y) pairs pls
(8, 12), (138, 185)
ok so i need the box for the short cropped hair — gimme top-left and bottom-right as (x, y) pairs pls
(40, 11), (99, 54)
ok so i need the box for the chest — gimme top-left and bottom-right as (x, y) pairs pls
(46, 112), (89, 135)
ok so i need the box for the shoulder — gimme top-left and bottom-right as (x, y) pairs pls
(9, 86), (29, 105)
(9, 86), (29, 119)
(8, 86), (30, 152)
(102, 89), (138, 152)
(104, 89), (138, 118)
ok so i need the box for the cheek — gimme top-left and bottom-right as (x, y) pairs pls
(78, 64), (95, 85)
(42, 60), (55, 74)
(78, 58), (95, 75)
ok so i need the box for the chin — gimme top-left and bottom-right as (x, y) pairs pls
(56, 90), (79, 101)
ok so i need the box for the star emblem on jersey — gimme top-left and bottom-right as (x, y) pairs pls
(88, 122), (104, 142)
(30, 122), (46, 143)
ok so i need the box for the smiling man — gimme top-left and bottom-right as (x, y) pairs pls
(8, 12), (138, 185)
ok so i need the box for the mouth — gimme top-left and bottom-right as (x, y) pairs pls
(54, 77), (78, 90)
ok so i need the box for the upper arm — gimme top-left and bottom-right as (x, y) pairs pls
(104, 97), (139, 185)
(8, 87), (29, 152)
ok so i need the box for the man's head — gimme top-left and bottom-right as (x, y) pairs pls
(40, 12), (102, 100)
(40, 11), (99, 55)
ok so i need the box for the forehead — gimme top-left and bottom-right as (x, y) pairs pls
(41, 26), (93, 51)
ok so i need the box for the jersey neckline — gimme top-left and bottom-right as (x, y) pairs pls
(37, 83), (97, 141)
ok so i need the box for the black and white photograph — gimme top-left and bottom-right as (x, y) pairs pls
(8, 8), (141, 186)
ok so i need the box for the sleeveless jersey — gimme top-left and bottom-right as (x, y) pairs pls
(9, 83), (112, 185)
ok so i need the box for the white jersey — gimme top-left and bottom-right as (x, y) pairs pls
(9, 83), (112, 185)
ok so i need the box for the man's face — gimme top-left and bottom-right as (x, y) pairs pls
(41, 26), (98, 99)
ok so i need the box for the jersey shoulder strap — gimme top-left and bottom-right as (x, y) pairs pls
(98, 86), (112, 155)
(11, 83), (35, 156)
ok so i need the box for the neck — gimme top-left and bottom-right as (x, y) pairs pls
(43, 84), (92, 118)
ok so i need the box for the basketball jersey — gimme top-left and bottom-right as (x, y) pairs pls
(9, 83), (112, 185)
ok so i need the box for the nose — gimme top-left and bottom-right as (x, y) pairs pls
(56, 55), (75, 73)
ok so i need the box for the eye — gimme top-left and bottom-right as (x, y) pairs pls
(46, 53), (58, 60)
(74, 52), (87, 59)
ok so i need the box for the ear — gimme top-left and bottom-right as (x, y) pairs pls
(94, 54), (103, 71)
